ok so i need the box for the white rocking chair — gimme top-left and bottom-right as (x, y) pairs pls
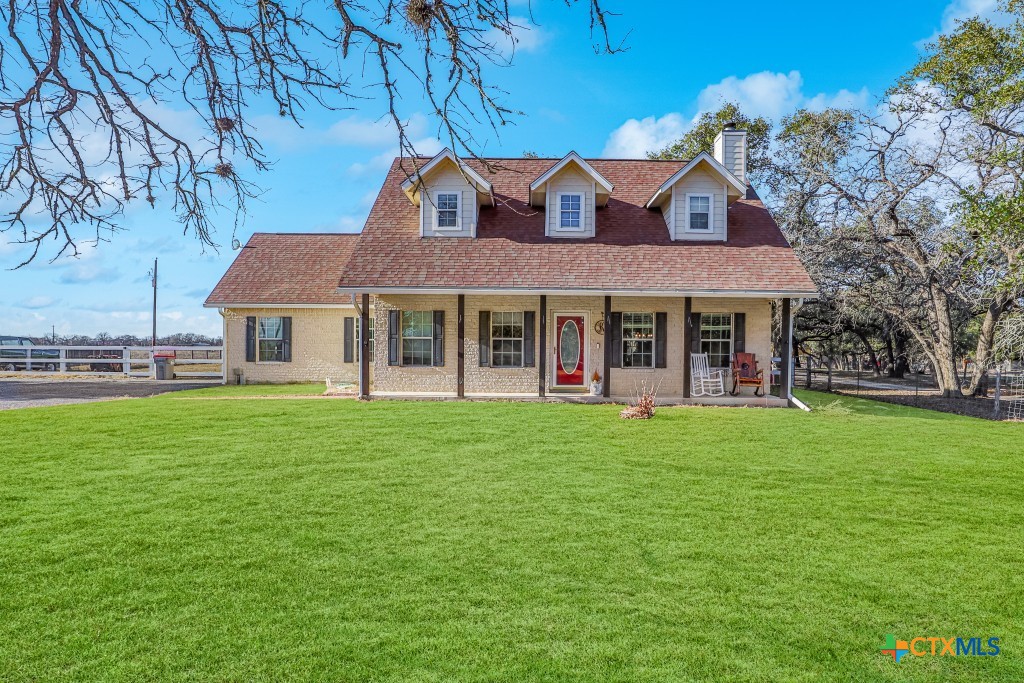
(690, 353), (726, 397)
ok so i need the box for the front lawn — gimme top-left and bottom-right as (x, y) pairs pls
(0, 392), (1020, 681)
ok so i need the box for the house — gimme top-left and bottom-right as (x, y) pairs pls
(205, 123), (817, 403)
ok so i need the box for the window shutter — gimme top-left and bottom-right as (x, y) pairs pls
(523, 311), (536, 367)
(281, 317), (292, 362)
(478, 311), (490, 367)
(388, 310), (400, 366)
(432, 310), (445, 366)
(733, 313), (746, 353)
(690, 312), (702, 355)
(609, 312), (622, 369)
(343, 317), (355, 363)
(245, 317), (256, 362)
(655, 312), (668, 368)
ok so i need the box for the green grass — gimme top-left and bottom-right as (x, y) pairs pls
(169, 382), (327, 397)
(0, 391), (1020, 682)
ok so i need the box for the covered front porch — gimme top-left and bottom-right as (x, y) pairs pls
(353, 291), (797, 406)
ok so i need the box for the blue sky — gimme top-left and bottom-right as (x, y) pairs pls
(0, 0), (998, 339)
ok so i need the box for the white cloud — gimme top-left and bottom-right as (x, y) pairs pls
(697, 71), (870, 121)
(920, 0), (1001, 45)
(57, 264), (120, 284)
(252, 112), (433, 152)
(19, 295), (57, 309)
(347, 137), (442, 177)
(602, 113), (687, 159)
(602, 71), (871, 158)
(484, 16), (547, 58)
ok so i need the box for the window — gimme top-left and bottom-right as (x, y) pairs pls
(402, 311), (433, 366)
(687, 194), (712, 231)
(559, 193), (582, 229)
(700, 313), (732, 368)
(491, 312), (524, 367)
(622, 313), (654, 368)
(258, 316), (285, 362)
(435, 192), (459, 229)
(355, 319), (374, 362)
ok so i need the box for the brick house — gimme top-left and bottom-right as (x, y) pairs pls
(206, 124), (816, 403)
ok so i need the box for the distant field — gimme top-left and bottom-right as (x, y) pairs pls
(0, 390), (1020, 681)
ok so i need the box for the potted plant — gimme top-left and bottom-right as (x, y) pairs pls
(590, 370), (602, 396)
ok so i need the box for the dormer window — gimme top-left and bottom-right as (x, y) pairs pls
(686, 194), (712, 232)
(434, 192), (459, 230)
(558, 193), (582, 230)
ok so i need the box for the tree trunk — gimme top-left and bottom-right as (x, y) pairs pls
(884, 327), (909, 378)
(968, 292), (1015, 396)
(927, 281), (964, 398)
(854, 331), (880, 376)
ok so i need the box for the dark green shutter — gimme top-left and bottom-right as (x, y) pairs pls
(343, 317), (355, 363)
(478, 311), (490, 366)
(245, 317), (256, 362)
(523, 311), (536, 367)
(609, 312), (622, 368)
(432, 310), (445, 366)
(655, 312), (667, 368)
(733, 313), (746, 353)
(388, 310), (399, 366)
(281, 317), (292, 362)
(690, 312), (702, 354)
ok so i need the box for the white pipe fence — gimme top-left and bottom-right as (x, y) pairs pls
(0, 346), (224, 379)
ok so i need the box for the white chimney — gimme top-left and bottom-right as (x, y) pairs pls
(713, 121), (747, 185)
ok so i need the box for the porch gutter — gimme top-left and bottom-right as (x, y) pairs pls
(336, 287), (818, 299)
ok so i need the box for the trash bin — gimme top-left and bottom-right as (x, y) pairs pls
(154, 356), (175, 380)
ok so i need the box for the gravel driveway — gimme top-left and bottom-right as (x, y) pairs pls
(0, 379), (217, 410)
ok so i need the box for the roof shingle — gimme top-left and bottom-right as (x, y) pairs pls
(206, 233), (359, 306)
(337, 157), (817, 295)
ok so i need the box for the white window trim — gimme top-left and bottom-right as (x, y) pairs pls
(490, 311), (525, 368)
(431, 189), (462, 231)
(621, 312), (656, 369)
(401, 311), (434, 367)
(555, 191), (584, 232)
(684, 193), (714, 233)
(699, 312), (733, 369)
(256, 315), (285, 364)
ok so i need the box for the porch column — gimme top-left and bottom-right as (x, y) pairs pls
(538, 295), (547, 397)
(457, 294), (465, 398)
(359, 293), (370, 399)
(780, 297), (793, 399)
(683, 297), (692, 398)
(603, 295), (611, 398)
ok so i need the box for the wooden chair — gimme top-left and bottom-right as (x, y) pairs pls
(690, 353), (725, 397)
(731, 352), (764, 396)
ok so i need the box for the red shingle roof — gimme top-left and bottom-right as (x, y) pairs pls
(205, 233), (359, 306)
(338, 157), (817, 295)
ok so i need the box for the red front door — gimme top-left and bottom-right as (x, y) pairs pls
(555, 315), (585, 386)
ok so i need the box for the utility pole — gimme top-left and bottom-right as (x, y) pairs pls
(151, 258), (158, 347)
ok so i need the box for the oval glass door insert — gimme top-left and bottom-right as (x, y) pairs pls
(559, 321), (580, 375)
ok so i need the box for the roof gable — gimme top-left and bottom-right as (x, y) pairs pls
(645, 152), (746, 209)
(529, 152), (614, 206)
(399, 148), (494, 206)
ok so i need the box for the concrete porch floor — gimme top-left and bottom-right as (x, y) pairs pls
(369, 391), (790, 408)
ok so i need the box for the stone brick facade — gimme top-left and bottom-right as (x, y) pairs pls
(222, 307), (361, 385)
(369, 294), (772, 398)
(222, 296), (772, 395)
